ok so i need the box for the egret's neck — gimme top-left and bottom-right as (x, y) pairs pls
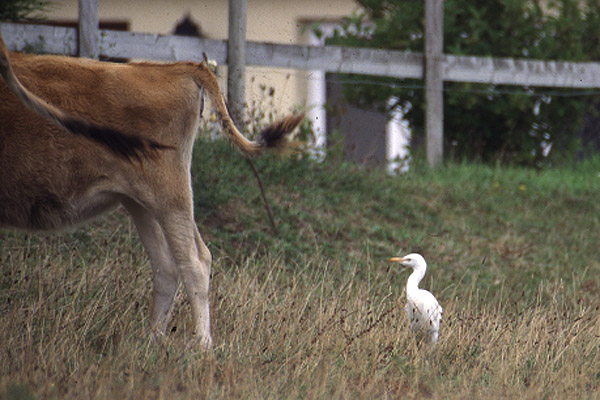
(406, 268), (425, 296)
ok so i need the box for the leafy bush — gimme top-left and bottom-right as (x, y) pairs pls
(0, 0), (50, 20)
(328, 0), (600, 166)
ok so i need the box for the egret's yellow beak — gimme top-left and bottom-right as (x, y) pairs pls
(389, 257), (405, 263)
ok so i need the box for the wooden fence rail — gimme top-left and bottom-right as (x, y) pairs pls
(4, 21), (600, 88)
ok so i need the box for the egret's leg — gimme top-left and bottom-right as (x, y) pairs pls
(430, 330), (439, 344)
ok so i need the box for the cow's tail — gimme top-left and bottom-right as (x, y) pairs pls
(192, 62), (303, 156)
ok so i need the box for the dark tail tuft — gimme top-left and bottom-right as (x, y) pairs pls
(258, 114), (304, 151)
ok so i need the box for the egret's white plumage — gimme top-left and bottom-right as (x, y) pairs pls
(389, 253), (442, 344)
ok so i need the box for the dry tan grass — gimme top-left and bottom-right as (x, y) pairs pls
(1, 210), (599, 399)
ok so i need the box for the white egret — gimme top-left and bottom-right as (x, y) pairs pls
(389, 253), (442, 344)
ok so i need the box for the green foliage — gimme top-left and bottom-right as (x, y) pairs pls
(0, 0), (50, 20)
(329, 0), (600, 166)
(191, 137), (600, 301)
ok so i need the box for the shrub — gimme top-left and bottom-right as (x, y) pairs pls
(328, 0), (600, 166)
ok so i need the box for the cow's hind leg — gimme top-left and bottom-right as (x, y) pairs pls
(158, 209), (213, 349)
(125, 202), (180, 336)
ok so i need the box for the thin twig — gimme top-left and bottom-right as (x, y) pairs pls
(245, 157), (279, 234)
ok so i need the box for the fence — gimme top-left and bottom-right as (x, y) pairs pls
(5, 20), (600, 87)
(3, 0), (600, 165)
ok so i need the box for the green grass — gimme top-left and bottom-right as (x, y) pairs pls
(195, 140), (600, 305)
(1, 138), (600, 399)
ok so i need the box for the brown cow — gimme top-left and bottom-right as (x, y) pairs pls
(0, 33), (302, 349)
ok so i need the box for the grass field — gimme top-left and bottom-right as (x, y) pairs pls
(1, 138), (600, 399)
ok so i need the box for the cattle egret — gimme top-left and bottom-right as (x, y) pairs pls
(389, 253), (442, 344)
